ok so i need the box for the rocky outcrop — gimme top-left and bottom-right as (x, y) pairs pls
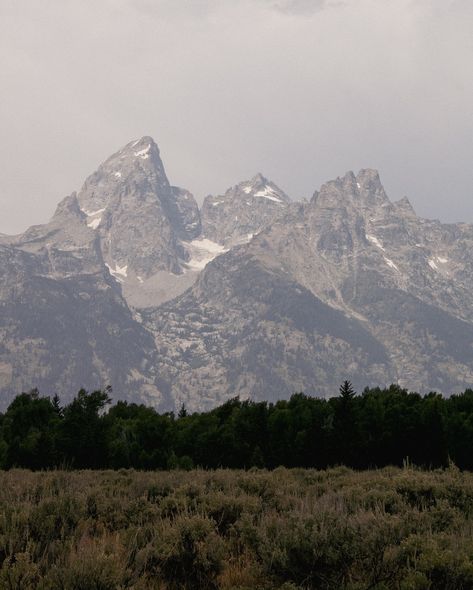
(201, 173), (291, 246)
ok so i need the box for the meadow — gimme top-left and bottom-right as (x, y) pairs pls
(1, 466), (473, 589)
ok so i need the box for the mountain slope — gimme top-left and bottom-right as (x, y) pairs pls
(0, 197), (163, 409)
(143, 169), (473, 410)
(145, 248), (394, 410)
(2, 137), (473, 411)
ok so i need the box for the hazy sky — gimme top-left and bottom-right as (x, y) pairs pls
(1, 0), (472, 234)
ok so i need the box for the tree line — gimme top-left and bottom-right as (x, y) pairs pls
(1, 381), (473, 470)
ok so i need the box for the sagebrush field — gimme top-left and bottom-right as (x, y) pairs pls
(1, 466), (473, 589)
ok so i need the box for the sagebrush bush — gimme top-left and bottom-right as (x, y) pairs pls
(0, 552), (40, 590)
(0, 467), (473, 588)
(143, 515), (226, 589)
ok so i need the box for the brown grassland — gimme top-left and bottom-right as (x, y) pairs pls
(1, 465), (473, 589)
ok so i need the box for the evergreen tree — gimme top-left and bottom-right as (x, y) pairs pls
(339, 380), (356, 400)
(59, 387), (112, 468)
(178, 403), (188, 418)
(1, 390), (59, 468)
(52, 394), (63, 417)
(333, 381), (360, 466)
(1, 382), (473, 471)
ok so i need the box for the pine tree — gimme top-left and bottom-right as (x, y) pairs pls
(334, 380), (359, 466)
(339, 380), (356, 400)
(52, 394), (62, 416)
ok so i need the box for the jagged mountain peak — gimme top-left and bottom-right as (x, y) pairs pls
(245, 172), (269, 188)
(118, 136), (161, 163)
(394, 196), (417, 217)
(323, 168), (383, 194)
(201, 174), (291, 247)
(52, 192), (84, 221)
(250, 172), (267, 183)
(235, 174), (291, 204)
(17, 191), (92, 251)
(356, 168), (382, 185)
(128, 135), (156, 147)
(61, 137), (201, 287)
(78, 136), (169, 202)
(312, 168), (389, 211)
(355, 169), (389, 204)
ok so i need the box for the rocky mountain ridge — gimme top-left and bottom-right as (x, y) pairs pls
(1, 136), (472, 410)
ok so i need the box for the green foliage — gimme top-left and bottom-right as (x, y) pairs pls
(1, 390), (59, 469)
(58, 387), (111, 468)
(5, 381), (473, 471)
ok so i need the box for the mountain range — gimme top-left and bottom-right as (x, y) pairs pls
(1, 136), (473, 410)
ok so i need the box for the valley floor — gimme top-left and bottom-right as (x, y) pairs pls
(1, 466), (473, 589)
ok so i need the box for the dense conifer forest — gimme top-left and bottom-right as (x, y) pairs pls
(1, 382), (472, 471)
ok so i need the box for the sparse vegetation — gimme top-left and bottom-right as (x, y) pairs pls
(1, 466), (473, 588)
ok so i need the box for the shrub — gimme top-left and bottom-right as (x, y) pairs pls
(0, 553), (40, 590)
(138, 515), (226, 589)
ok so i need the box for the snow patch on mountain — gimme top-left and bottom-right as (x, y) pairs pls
(184, 238), (227, 271)
(254, 186), (284, 203)
(134, 145), (151, 159)
(366, 234), (385, 251)
(82, 207), (105, 217)
(87, 217), (101, 229)
(384, 257), (399, 271)
(428, 257), (449, 271)
(106, 262), (128, 283)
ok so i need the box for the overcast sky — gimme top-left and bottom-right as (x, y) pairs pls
(1, 0), (472, 234)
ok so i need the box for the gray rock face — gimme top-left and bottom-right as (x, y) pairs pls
(145, 249), (394, 410)
(0, 195), (163, 409)
(168, 187), (202, 240)
(2, 137), (473, 411)
(144, 168), (473, 410)
(76, 136), (200, 280)
(303, 169), (473, 326)
(69, 136), (206, 308)
(201, 173), (291, 246)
